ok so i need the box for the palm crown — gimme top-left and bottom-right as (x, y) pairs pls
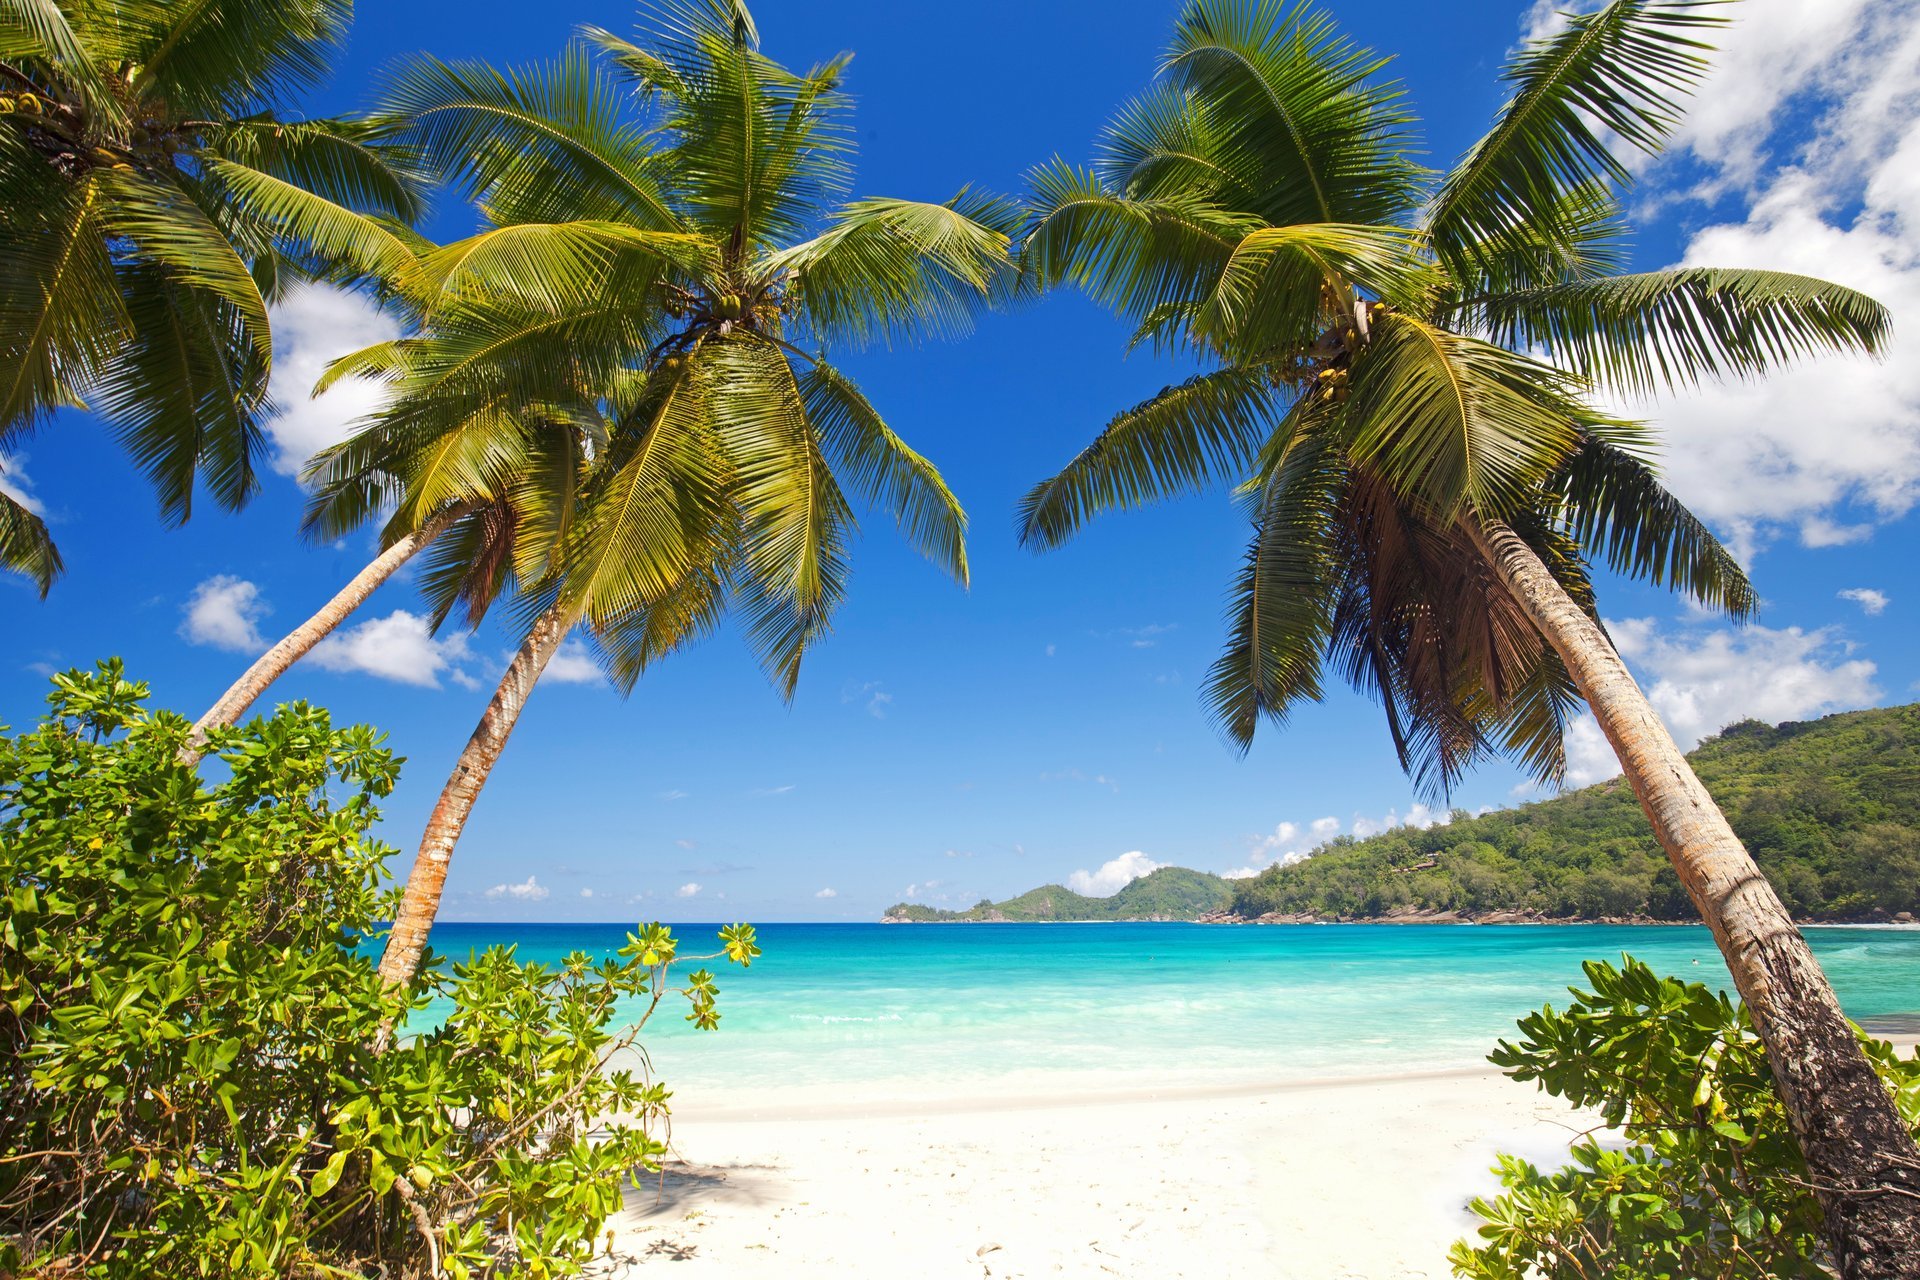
(0, 0), (423, 592)
(1018, 0), (1888, 793)
(307, 0), (1013, 690)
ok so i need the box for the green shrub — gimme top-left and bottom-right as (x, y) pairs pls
(1452, 957), (1920, 1279)
(0, 662), (758, 1277)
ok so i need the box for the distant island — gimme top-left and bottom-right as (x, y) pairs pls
(883, 866), (1233, 923)
(884, 704), (1920, 925)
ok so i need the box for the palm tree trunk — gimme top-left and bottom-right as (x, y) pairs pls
(1470, 516), (1920, 1279)
(375, 601), (571, 993)
(181, 504), (471, 763)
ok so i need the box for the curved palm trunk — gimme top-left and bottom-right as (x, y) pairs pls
(376, 601), (571, 992)
(182, 504), (471, 763)
(1472, 518), (1920, 1279)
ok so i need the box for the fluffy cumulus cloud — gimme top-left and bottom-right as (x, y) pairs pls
(539, 640), (604, 686)
(1561, 616), (1882, 786)
(179, 575), (270, 653)
(676, 882), (702, 898)
(1066, 850), (1162, 897)
(1221, 808), (1451, 880)
(308, 610), (479, 689)
(1599, 0), (1920, 558)
(814, 887), (838, 899)
(263, 284), (403, 477)
(485, 876), (549, 901)
(1838, 588), (1890, 616)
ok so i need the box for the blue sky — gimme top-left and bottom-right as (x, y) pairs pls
(5, 0), (1918, 920)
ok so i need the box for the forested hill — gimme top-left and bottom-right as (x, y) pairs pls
(1230, 704), (1920, 923)
(882, 867), (1234, 922)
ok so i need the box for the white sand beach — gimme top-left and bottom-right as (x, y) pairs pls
(591, 1068), (1609, 1279)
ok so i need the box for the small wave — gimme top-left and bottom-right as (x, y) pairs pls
(788, 1013), (906, 1025)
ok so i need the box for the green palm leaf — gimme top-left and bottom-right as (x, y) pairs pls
(1203, 419), (1341, 748)
(1341, 311), (1583, 518)
(1427, 0), (1724, 273)
(1192, 221), (1425, 358)
(1552, 429), (1754, 617)
(797, 357), (967, 585)
(1164, 0), (1421, 228)
(1020, 363), (1286, 550)
(0, 483), (61, 595)
(1473, 267), (1891, 396)
(771, 192), (1018, 346)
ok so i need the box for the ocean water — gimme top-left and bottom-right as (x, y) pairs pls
(416, 922), (1920, 1097)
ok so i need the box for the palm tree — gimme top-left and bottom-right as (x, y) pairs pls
(350, 0), (1011, 991)
(0, 0), (423, 592)
(1017, 1), (1918, 1272)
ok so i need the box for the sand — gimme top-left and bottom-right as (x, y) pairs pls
(587, 1067), (1610, 1279)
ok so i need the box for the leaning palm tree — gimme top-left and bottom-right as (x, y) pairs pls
(0, 0), (423, 592)
(346, 0), (1011, 990)
(1018, 1), (1917, 1272)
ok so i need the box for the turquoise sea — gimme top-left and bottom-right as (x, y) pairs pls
(421, 922), (1920, 1098)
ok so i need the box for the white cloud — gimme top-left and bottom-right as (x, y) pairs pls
(308, 610), (478, 689)
(1562, 616), (1881, 785)
(676, 882), (702, 898)
(485, 875), (549, 901)
(1839, 587), (1890, 615)
(580, 888), (594, 898)
(752, 784), (796, 796)
(1221, 815), (1348, 880)
(659, 789), (688, 801)
(1350, 803), (1451, 840)
(815, 887), (838, 899)
(0, 453), (45, 516)
(180, 575), (269, 653)
(1067, 850), (1162, 897)
(540, 640), (604, 686)
(1609, 0), (1920, 557)
(264, 284), (403, 477)
(842, 680), (893, 718)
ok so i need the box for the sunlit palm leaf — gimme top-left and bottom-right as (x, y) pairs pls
(1427, 0), (1723, 274)
(1342, 311), (1582, 518)
(0, 484), (61, 595)
(1020, 363), (1286, 550)
(1475, 267), (1891, 396)
(798, 357), (967, 585)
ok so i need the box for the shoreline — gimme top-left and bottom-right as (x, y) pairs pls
(878, 913), (1920, 927)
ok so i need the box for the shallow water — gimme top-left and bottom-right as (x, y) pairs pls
(416, 921), (1920, 1094)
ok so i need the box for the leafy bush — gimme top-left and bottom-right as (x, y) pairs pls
(1451, 957), (1920, 1279)
(0, 662), (758, 1277)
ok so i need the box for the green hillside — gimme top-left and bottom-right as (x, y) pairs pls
(883, 866), (1234, 922)
(1230, 704), (1920, 922)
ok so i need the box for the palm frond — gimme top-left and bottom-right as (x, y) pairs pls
(1341, 310), (1582, 519)
(376, 50), (682, 231)
(202, 158), (422, 288)
(0, 482), (61, 595)
(1018, 160), (1255, 323)
(1203, 417), (1341, 748)
(1551, 428), (1754, 617)
(1164, 0), (1422, 228)
(128, 0), (352, 117)
(772, 191), (1018, 347)
(1427, 0), (1725, 273)
(797, 357), (967, 585)
(0, 173), (122, 435)
(704, 335), (853, 696)
(92, 262), (269, 520)
(1192, 221), (1426, 358)
(1020, 363), (1286, 549)
(1472, 266), (1891, 396)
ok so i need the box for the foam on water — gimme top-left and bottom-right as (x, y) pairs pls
(414, 922), (1920, 1096)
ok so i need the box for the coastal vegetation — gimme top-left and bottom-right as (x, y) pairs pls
(884, 866), (1233, 922)
(0, 663), (757, 1276)
(1231, 704), (1920, 922)
(1456, 958), (1920, 1279)
(1013, 0), (1920, 1261)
